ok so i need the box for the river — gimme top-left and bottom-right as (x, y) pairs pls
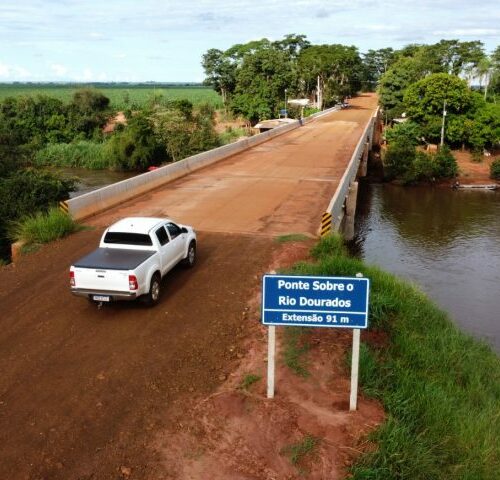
(52, 167), (137, 198)
(352, 182), (500, 351)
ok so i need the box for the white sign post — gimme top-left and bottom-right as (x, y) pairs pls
(349, 328), (361, 411)
(267, 325), (276, 399)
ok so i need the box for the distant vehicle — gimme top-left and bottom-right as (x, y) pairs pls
(70, 217), (197, 306)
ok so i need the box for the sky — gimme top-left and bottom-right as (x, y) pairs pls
(0, 0), (499, 83)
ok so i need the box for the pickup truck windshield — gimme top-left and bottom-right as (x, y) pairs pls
(103, 232), (153, 246)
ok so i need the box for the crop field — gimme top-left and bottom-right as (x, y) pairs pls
(0, 83), (222, 109)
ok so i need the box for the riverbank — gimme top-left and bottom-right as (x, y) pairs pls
(298, 235), (499, 478)
(454, 150), (499, 186)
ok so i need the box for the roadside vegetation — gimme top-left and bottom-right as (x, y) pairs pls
(491, 158), (500, 179)
(289, 235), (499, 479)
(9, 208), (81, 246)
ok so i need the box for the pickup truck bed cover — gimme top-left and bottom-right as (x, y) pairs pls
(73, 248), (155, 270)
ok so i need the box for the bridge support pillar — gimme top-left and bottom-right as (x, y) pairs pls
(358, 141), (369, 177)
(343, 181), (358, 241)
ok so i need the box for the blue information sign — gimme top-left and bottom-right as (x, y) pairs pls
(262, 275), (370, 329)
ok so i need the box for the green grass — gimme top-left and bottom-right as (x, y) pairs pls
(219, 126), (249, 145)
(275, 233), (311, 243)
(9, 208), (81, 245)
(0, 84), (222, 109)
(281, 435), (319, 466)
(290, 234), (500, 479)
(34, 141), (112, 169)
(240, 374), (261, 390)
(283, 327), (311, 377)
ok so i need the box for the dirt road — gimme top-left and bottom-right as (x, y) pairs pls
(0, 94), (378, 479)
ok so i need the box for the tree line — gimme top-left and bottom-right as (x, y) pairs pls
(0, 89), (221, 260)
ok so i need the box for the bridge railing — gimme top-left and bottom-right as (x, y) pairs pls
(325, 107), (379, 231)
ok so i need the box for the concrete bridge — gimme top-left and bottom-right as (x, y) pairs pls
(0, 93), (380, 479)
(62, 93), (379, 240)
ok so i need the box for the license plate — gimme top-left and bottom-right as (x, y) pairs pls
(93, 295), (110, 302)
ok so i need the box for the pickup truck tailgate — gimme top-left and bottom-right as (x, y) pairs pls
(73, 267), (130, 292)
(72, 248), (155, 292)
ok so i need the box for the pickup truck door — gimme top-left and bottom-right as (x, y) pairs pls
(165, 222), (186, 265)
(154, 226), (175, 275)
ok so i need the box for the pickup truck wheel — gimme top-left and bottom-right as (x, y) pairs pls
(144, 274), (161, 306)
(183, 241), (196, 268)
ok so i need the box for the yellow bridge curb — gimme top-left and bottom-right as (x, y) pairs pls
(59, 200), (69, 215)
(321, 212), (332, 237)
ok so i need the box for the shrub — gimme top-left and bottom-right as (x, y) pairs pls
(382, 139), (417, 181)
(490, 158), (500, 180)
(9, 208), (80, 245)
(104, 113), (166, 170)
(0, 169), (75, 260)
(433, 145), (458, 178)
(384, 121), (421, 146)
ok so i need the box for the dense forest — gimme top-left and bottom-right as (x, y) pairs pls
(0, 34), (499, 260)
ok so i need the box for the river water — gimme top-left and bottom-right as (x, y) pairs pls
(352, 183), (500, 351)
(52, 168), (137, 198)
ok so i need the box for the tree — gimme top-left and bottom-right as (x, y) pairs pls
(151, 102), (219, 161)
(67, 89), (111, 138)
(273, 34), (310, 59)
(362, 48), (395, 86)
(425, 40), (485, 76)
(231, 46), (296, 121)
(468, 102), (500, 149)
(489, 45), (500, 98)
(201, 49), (237, 107)
(299, 44), (363, 108)
(404, 73), (473, 122)
(378, 57), (427, 119)
(105, 113), (166, 170)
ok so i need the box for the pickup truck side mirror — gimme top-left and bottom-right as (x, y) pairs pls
(180, 227), (188, 234)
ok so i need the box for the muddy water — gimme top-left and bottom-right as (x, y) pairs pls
(51, 167), (137, 198)
(352, 183), (500, 351)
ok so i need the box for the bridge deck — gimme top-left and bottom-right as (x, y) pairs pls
(90, 93), (378, 236)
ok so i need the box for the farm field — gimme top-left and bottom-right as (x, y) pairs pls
(0, 83), (222, 109)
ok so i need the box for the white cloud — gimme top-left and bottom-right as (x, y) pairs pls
(76, 68), (108, 82)
(0, 61), (30, 78)
(432, 28), (500, 37)
(89, 32), (104, 39)
(50, 63), (68, 76)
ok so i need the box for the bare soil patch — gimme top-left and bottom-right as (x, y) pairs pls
(454, 150), (499, 185)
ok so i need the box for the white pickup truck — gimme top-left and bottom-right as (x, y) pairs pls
(70, 217), (197, 306)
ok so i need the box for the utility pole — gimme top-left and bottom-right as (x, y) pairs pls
(317, 75), (322, 110)
(440, 99), (447, 147)
(284, 88), (288, 118)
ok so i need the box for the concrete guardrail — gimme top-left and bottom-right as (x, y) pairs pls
(67, 105), (340, 220)
(326, 107), (380, 230)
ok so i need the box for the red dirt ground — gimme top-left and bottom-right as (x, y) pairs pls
(454, 150), (499, 185)
(0, 95), (382, 479)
